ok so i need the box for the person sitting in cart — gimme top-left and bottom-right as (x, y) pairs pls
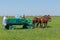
(15, 14), (20, 19)
(22, 14), (26, 19)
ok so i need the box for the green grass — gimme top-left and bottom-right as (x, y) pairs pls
(0, 16), (60, 40)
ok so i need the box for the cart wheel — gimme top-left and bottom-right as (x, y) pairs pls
(5, 25), (9, 29)
(23, 25), (28, 29)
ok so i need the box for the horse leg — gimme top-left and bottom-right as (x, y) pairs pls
(44, 23), (46, 28)
(39, 22), (41, 28)
(44, 22), (47, 28)
(36, 22), (39, 28)
(32, 24), (36, 29)
(46, 22), (47, 28)
(40, 23), (43, 28)
(42, 23), (44, 28)
(41, 22), (46, 28)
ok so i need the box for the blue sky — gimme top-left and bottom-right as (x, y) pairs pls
(0, 0), (60, 16)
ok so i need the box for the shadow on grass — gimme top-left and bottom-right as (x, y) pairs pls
(39, 26), (52, 28)
(47, 26), (52, 28)
(13, 26), (52, 30)
(14, 28), (28, 30)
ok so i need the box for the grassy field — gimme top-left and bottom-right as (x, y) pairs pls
(0, 16), (60, 40)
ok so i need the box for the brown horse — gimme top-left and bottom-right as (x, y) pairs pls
(38, 15), (51, 28)
(32, 17), (39, 28)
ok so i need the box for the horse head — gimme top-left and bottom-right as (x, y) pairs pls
(47, 15), (51, 22)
